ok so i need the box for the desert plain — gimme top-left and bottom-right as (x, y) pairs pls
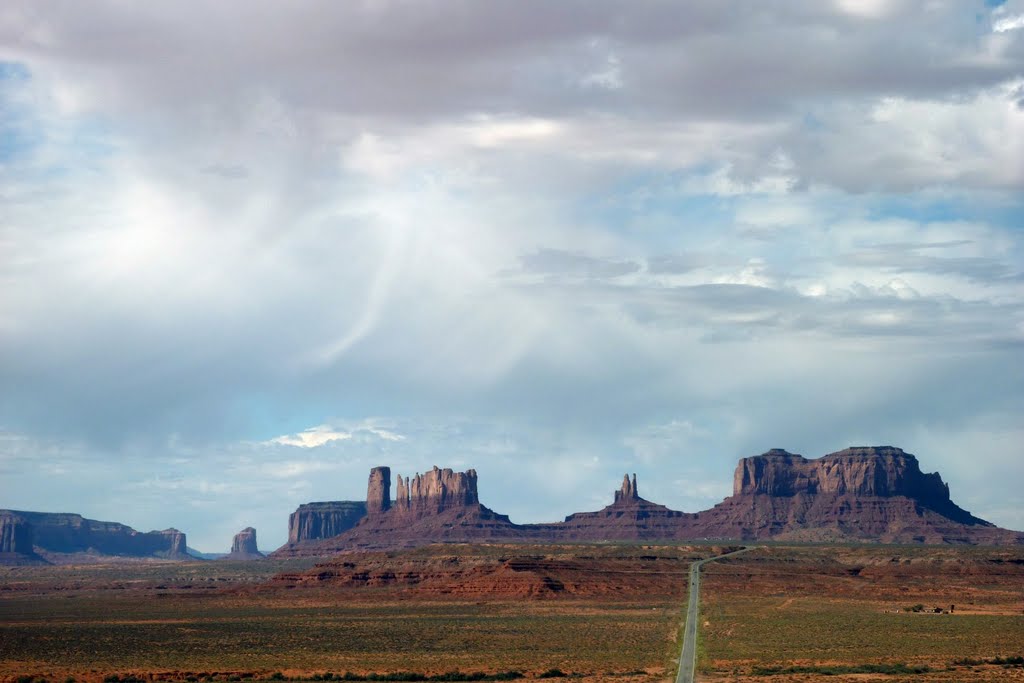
(1, 543), (1022, 683)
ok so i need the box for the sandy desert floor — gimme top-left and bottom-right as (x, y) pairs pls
(1, 543), (1021, 683)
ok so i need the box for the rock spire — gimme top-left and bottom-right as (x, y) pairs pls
(392, 466), (479, 516)
(614, 473), (639, 504)
(367, 466), (392, 515)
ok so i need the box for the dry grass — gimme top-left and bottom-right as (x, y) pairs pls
(4, 543), (1023, 683)
(0, 545), (704, 683)
(698, 545), (1024, 682)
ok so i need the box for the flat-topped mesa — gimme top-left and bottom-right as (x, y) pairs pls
(613, 473), (640, 504)
(393, 466), (479, 516)
(287, 501), (367, 543)
(367, 466), (392, 515)
(732, 446), (985, 525)
(0, 511), (188, 561)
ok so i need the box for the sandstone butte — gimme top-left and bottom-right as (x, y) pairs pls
(4, 446), (1022, 566)
(222, 526), (265, 560)
(272, 446), (1024, 557)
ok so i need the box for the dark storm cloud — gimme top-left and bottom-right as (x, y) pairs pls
(2, 1), (1020, 120)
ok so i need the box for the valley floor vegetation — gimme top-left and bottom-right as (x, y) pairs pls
(699, 545), (1024, 682)
(2, 544), (1023, 683)
(0, 546), (703, 683)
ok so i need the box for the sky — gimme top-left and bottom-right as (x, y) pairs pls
(1, 0), (1023, 552)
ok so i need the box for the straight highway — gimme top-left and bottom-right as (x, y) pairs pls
(674, 547), (754, 683)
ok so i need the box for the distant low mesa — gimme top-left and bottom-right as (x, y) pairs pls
(0, 510), (187, 565)
(3, 446), (1021, 565)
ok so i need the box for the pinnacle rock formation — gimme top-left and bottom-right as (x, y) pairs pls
(223, 526), (264, 560)
(273, 466), (522, 556)
(393, 466), (480, 516)
(367, 466), (392, 515)
(547, 472), (690, 541)
(614, 473), (639, 504)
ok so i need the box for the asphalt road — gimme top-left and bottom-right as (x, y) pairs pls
(674, 547), (754, 683)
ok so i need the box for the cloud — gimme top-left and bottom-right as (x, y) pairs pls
(993, 14), (1024, 32)
(519, 248), (641, 279)
(0, 2), (1021, 543)
(268, 426), (353, 448)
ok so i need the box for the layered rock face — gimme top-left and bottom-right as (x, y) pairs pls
(542, 473), (693, 541)
(702, 446), (1015, 543)
(161, 528), (187, 557)
(614, 474), (639, 504)
(735, 447), (952, 501)
(224, 527), (264, 560)
(0, 513), (33, 553)
(366, 466), (392, 515)
(287, 501), (367, 544)
(274, 448), (1022, 556)
(730, 447), (985, 525)
(0, 513), (45, 565)
(393, 466), (480, 516)
(274, 466), (523, 556)
(0, 511), (188, 563)
(270, 546), (701, 599)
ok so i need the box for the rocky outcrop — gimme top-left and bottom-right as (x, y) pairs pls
(287, 501), (367, 544)
(274, 466), (522, 556)
(730, 447), (987, 526)
(537, 473), (694, 541)
(223, 527), (264, 560)
(0, 511), (189, 563)
(0, 513), (33, 553)
(393, 466), (479, 517)
(697, 446), (1020, 544)
(161, 528), (187, 557)
(0, 512), (46, 565)
(614, 473), (639, 504)
(735, 447), (957, 505)
(367, 466), (392, 515)
(270, 545), (703, 599)
(273, 448), (1023, 556)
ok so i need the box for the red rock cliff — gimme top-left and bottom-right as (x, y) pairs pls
(287, 501), (367, 543)
(613, 473), (639, 504)
(0, 513), (33, 553)
(224, 526), (264, 560)
(393, 466), (479, 516)
(0, 511), (188, 559)
(731, 446), (985, 526)
(367, 466), (391, 515)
